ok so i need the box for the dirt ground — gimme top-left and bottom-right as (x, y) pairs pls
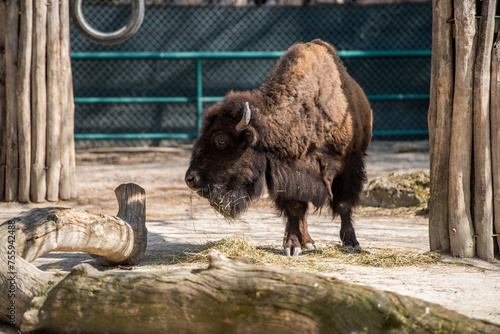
(2, 140), (500, 329)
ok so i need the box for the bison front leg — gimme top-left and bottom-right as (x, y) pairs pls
(281, 201), (315, 256)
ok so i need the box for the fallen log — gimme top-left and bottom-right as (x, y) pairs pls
(1, 184), (499, 333)
(3, 183), (147, 266)
(1, 250), (499, 333)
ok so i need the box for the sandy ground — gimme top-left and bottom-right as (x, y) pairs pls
(1, 140), (500, 330)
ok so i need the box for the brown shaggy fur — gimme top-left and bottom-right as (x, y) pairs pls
(185, 39), (372, 255)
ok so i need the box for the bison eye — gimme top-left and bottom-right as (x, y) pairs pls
(214, 133), (230, 150)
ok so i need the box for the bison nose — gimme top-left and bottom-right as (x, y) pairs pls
(185, 169), (202, 190)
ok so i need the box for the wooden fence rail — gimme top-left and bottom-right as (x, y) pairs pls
(0, 0), (76, 203)
(429, 0), (500, 261)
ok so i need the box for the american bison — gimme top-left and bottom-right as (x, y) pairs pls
(185, 39), (372, 256)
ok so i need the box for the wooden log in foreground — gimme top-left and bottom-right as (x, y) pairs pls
(1, 251), (499, 333)
(0, 186), (499, 333)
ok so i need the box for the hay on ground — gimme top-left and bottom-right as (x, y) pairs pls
(161, 236), (442, 272)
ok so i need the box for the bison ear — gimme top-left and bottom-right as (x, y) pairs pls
(235, 102), (251, 132)
(238, 128), (257, 151)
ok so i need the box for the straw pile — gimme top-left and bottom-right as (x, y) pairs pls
(161, 235), (441, 273)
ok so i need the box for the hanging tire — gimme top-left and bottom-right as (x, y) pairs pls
(70, 0), (145, 45)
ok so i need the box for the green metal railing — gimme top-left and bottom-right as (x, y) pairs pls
(72, 50), (432, 140)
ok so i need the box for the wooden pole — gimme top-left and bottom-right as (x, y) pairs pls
(31, 0), (48, 203)
(1, 0), (76, 203)
(428, 0), (454, 253)
(4, 0), (19, 202)
(473, 0), (497, 261)
(448, 0), (477, 258)
(59, 0), (74, 200)
(492, 33), (500, 250)
(68, 70), (77, 199)
(0, 0), (7, 201)
(46, 0), (62, 202)
(16, 0), (33, 203)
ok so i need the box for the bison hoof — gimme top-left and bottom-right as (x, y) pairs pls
(303, 242), (316, 250)
(283, 247), (302, 256)
(345, 244), (362, 253)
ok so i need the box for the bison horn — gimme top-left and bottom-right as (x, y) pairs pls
(235, 102), (251, 132)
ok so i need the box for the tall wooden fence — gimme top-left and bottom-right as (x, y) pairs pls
(428, 0), (499, 261)
(0, 0), (76, 203)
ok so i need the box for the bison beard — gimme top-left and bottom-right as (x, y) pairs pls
(202, 175), (265, 219)
(185, 39), (372, 256)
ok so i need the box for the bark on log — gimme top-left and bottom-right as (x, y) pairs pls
(46, 0), (61, 202)
(492, 33), (500, 249)
(473, 0), (497, 261)
(4, 0), (19, 202)
(428, 0), (454, 252)
(16, 0), (33, 203)
(448, 0), (477, 258)
(1, 250), (499, 333)
(0, 0), (6, 201)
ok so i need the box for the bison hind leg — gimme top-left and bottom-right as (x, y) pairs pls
(337, 205), (360, 249)
(330, 152), (367, 248)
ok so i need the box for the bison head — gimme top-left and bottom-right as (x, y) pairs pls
(185, 93), (266, 218)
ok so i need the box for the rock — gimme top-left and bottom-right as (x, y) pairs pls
(361, 170), (430, 208)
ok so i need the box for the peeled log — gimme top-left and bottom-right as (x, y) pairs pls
(4, 183), (146, 265)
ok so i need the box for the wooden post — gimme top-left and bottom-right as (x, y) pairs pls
(0, 0), (6, 201)
(492, 33), (500, 250)
(448, 0), (476, 258)
(430, 0), (500, 260)
(46, 0), (62, 202)
(31, 0), (48, 203)
(59, 0), (76, 200)
(4, 0), (19, 202)
(473, 0), (497, 261)
(1, 0), (76, 202)
(428, 0), (454, 253)
(16, 0), (33, 203)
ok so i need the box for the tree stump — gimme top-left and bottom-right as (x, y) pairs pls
(0, 0), (76, 203)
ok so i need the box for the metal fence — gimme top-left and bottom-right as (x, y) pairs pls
(70, 1), (433, 147)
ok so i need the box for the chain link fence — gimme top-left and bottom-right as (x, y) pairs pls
(71, 0), (432, 147)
